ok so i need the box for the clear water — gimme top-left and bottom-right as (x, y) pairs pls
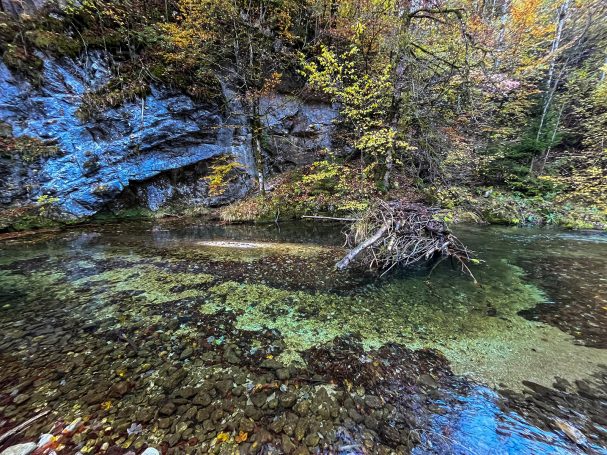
(0, 221), (605, 454)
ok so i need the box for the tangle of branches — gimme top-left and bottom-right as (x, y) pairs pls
(336, 200), (477, 281)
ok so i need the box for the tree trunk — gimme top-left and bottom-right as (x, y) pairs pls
(251, 99), (266, 194)
(537, 0), (571, 142)
(383, 146), (393, 190)
(335, 223), (389, 271)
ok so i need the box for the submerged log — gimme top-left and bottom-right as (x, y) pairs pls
(335, 200), (477, 281)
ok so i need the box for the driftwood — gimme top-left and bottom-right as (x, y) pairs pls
(335, 200), (476, 281)
(0, 409), (50, 444)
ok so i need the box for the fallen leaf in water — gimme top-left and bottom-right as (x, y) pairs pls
(235, 431), (248, 443)
(215, 432), (230, 443)
(101, 401), (112, 410)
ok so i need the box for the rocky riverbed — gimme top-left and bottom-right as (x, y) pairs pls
(0, 221), (606, 454)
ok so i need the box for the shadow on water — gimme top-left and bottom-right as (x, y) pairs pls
(0, 221), (605, 454)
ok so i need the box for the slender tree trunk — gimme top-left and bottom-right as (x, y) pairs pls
(383, 146), (393, 190)
(537, 0), (571, 142)
(538, 103), (565, 175)
(493, 0), (510, 69)
(252, 99), (265, 194)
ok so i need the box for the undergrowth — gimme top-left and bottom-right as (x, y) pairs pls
(429, 185), (607, 230)
(220, 161), (379, 223)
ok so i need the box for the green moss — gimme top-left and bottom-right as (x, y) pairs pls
(0, 129), (62, 163)
(2, 228), (607, 391)
(0, 204), (66, 232)
(92, 208), (155, 222)
(76, 264), (215, 306)
(1, 44), (44, 84)
(77, 77), (151, 121)
(191, 240), (333, 262)
(193, 258), (606, 389)
(25, 29), (82, 57)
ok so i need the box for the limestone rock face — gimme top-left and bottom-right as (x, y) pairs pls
(0, 52), (338, 220)
(1, 0), (59, 15)
(260, 94), (337, 172)
(0, 52), (255, 217)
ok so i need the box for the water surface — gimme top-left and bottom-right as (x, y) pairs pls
(0, 221), (605, 454)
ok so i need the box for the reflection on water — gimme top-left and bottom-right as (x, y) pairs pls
(0, 221), (605, 454)
(420, 385), (581, 455)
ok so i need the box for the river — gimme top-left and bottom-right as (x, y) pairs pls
(0, 221), (605, 454)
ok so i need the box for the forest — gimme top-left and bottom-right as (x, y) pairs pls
(1, 0), (606, 230)
(1, 1), (607, 455)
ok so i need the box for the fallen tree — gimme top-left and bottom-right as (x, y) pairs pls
(332, 200), (477, 281)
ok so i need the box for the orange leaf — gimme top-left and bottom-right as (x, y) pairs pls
(235, 431), (248, 443)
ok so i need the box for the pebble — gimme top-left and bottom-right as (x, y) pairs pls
(180, 347), (193, 360)
(159, 401), (176, 416)
(176, 421), (189, 433)
(305, 433), (320, 447)
(177, 387), (196, 399)
(282, 434), (296, 453)
(63, 417), (82, 434)
(348, 408), (364, 423)
(157, 417), (171, 429)
(260, 359), (284, 369)
(276, 368), (290, 380)
(215, 379), (233, 397)
(193, 392), (212, 406)
(110, 381), (129, 397)
(280, 392), (297, 408)
(13, 394), (30, 405)
(417, 374), (438, 389)
(37, 434), (53, 448)
(364, 395), (383, 409)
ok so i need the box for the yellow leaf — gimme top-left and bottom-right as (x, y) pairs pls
(101, 401), (112, 411)
(344, 379), (352, 392)
(215, 432), (230, 443)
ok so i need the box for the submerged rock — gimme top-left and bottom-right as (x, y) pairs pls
(0, 443), (37, 455)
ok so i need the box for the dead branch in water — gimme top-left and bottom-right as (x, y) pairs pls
(335, 200), (477, 282)
(0, 409), (50, 444)
(302, 215), (359, 222)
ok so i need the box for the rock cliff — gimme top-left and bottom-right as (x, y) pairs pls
(0, 51), (337, 222)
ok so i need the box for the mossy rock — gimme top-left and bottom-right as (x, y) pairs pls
(2, 45), (44, 84)
(0, 207), (62, 232)
(0, 132), (62, 163)
(26, 30), (83, 58)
